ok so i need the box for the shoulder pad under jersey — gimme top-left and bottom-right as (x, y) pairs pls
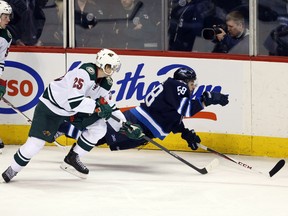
(0, 28), (12, 43)
(79, 63), (97, 80)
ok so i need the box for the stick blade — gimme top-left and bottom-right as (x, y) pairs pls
(269, 159), (285, 177)
(205, 158), (219, 173)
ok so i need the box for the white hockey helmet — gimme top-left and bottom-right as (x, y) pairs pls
(95, 48), (121, 76)
(0, 0), (12, 16)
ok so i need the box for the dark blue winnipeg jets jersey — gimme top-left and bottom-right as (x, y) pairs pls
(130, 77), (204, 140)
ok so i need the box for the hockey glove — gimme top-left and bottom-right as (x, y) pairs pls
(201, 91), (229, 106)
(0, 79), (7, 99)
(181, 129), (201, 150)
(95, 97), (113, 120)
(120, 121), (144, 140)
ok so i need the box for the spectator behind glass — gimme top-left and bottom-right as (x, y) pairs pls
(168, 0), (215, 51)
(6, 0), (48, 46)
(211, 10), (249, 54)
(262, 0), (288, 56)
(74, 0), (107, 47)
(109, 0), (161, 50)
(39, 0), (63, 46)
(264, 17), (288, 56)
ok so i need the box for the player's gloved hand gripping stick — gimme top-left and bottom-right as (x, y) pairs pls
(95, 97), (113, 120)
(181, 129), (201, 150)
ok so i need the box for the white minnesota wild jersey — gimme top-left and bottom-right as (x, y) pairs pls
(0, 28), (12, 76)
(40, 62), (114, 116)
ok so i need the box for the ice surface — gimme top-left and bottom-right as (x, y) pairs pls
(0, 145), (287, 216)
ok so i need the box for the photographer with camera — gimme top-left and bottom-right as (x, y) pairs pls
(204, 11), (249, 54)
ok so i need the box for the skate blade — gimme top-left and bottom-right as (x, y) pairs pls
(0, 176), (7, 183)
(60, 162), (88, 179)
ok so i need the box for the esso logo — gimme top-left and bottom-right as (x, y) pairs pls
(0, 61), (44, 114)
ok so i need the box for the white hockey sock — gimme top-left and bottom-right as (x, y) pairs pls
(73, 144), (89, 157)
(11, 159), (23, 173)
(11, 137), (46, 172)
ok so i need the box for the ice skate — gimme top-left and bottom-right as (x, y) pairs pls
(60, 149), (89, 179)
(2, 166), (18, 183)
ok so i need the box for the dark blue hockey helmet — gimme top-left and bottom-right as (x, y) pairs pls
(173, 67), (197, 83)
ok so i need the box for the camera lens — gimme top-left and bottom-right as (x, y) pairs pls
(202, 28), (215, 40)
(86, 13), (95, 22)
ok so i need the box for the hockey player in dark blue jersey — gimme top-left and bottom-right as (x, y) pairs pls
(57, 67), (229, 151)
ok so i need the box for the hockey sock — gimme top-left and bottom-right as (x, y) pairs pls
(73, 143), (89, 157)
(73, 119), (107, 157)
(12, 137), (46, 172)
(73, 133), (97, 157)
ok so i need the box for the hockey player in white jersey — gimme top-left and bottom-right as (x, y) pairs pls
(1, 48), (143, 183)
(0, 0), (12, 153)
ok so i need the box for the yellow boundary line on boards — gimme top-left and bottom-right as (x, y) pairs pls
(0, 125), (287, 158)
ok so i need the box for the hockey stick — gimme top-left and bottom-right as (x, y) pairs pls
(1, 97), (66, 150)
(109, 114), (219, 174)
(198, 143), (285, 177)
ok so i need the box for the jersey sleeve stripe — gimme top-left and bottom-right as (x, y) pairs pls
(177, 97), (191, 117)
(68, 95), (85, 103)
(44, 85), (68, 111)
(131, 107), (168, 140)
(68, 95), (85, 109)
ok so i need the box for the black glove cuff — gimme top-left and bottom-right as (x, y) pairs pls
(201, 91), (211, 106)
(181, 128), (190, 139)
(181, 128), (195, 140)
